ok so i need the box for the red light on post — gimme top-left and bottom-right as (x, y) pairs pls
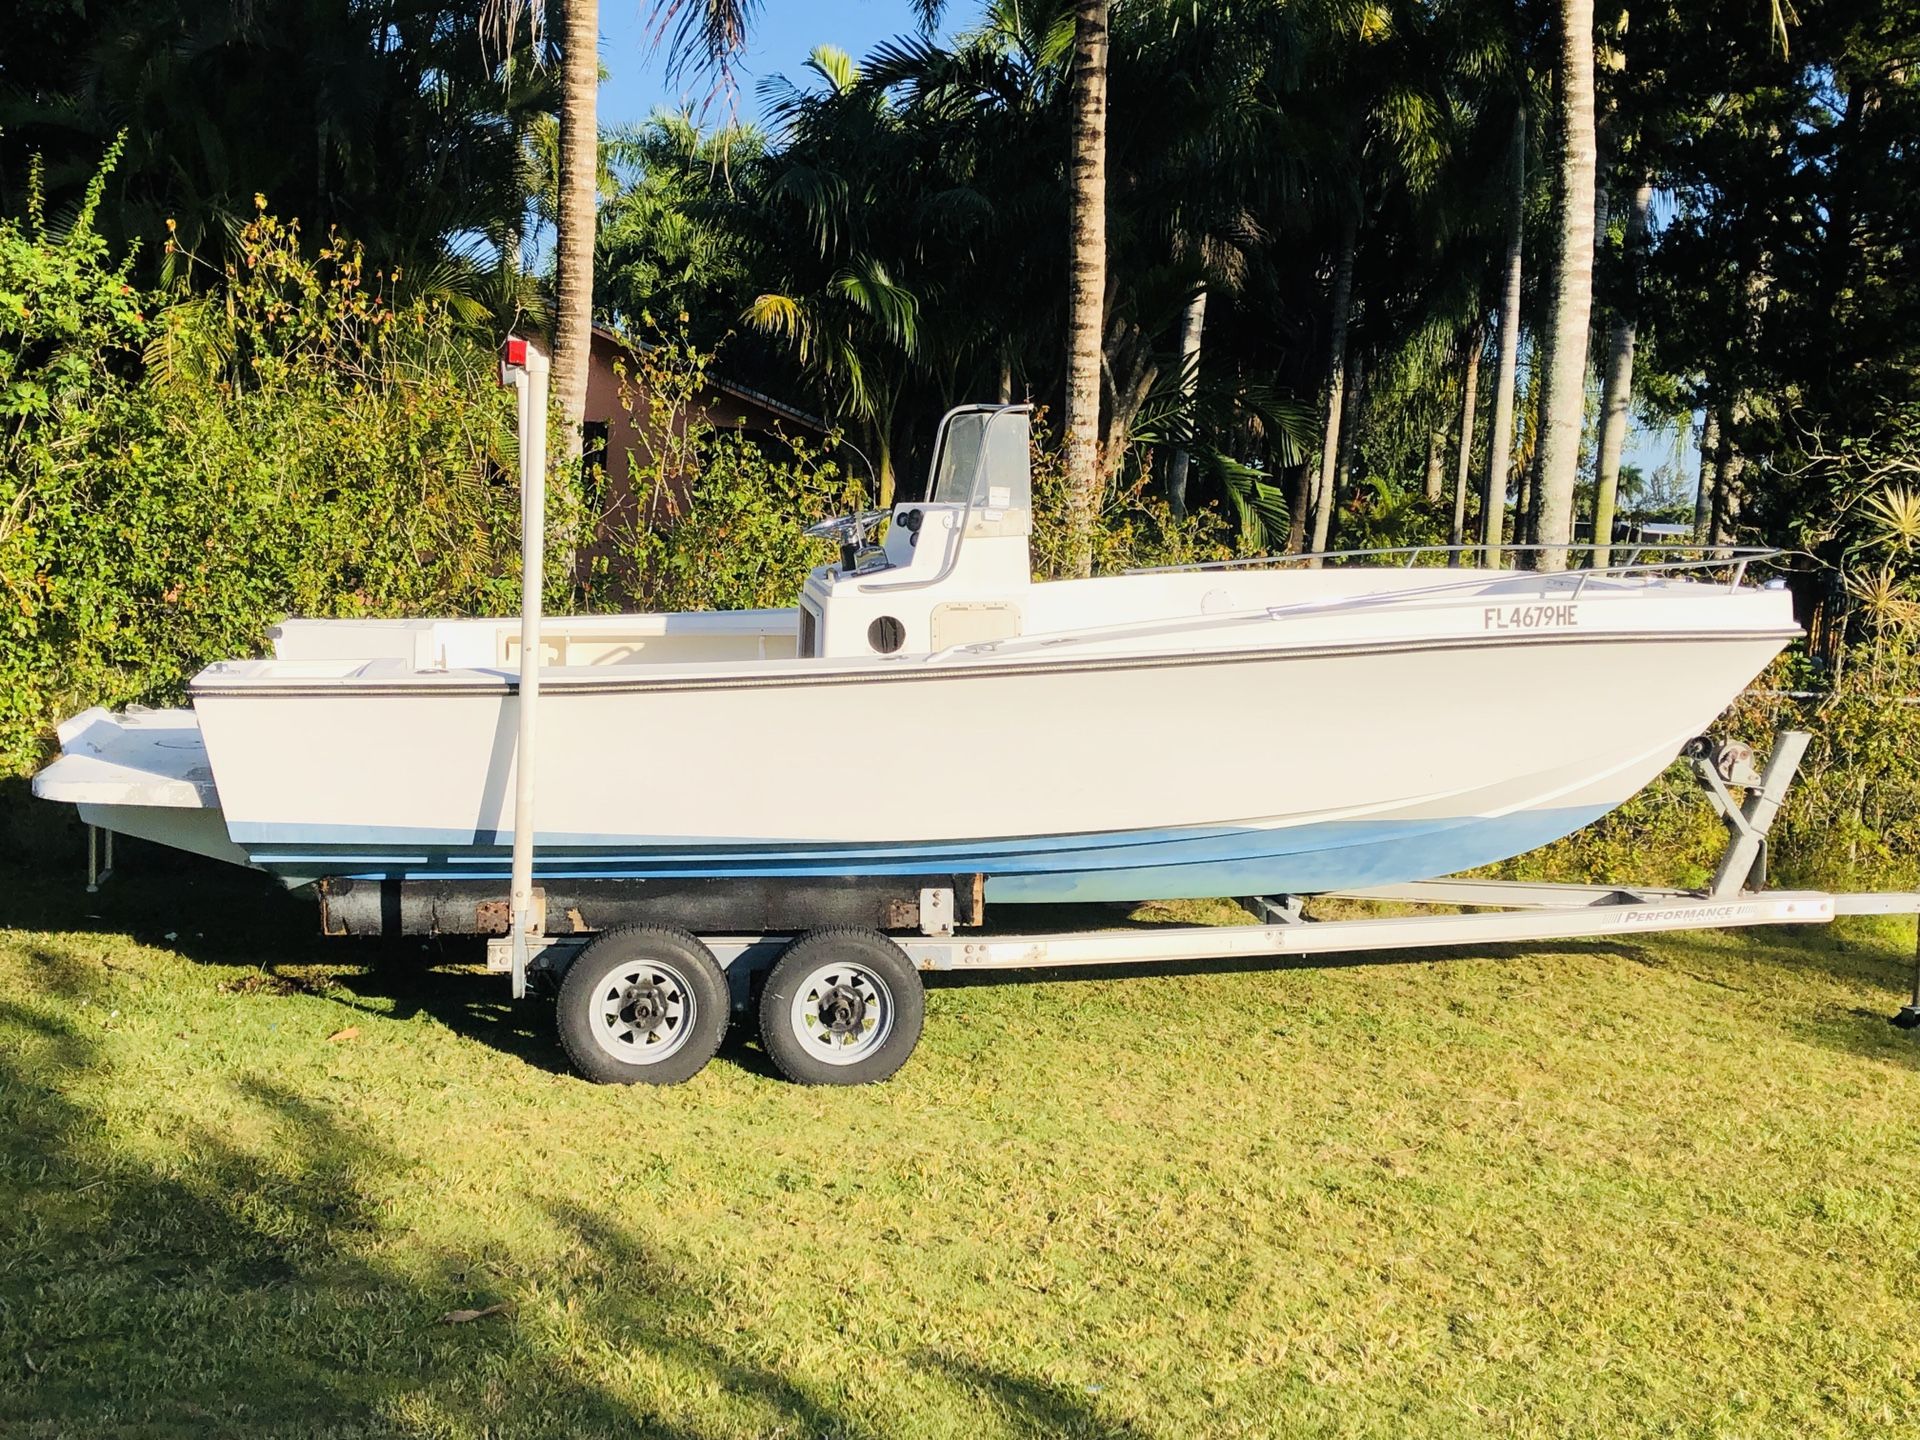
(499, 335), (529, 388)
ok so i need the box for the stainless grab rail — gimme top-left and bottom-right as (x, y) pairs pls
(1126, 543), (1784, 593)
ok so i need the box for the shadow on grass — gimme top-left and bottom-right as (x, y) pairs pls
(920, 1353), (1149, 1440)
(1619, 920), (1920, 1070)
(0, 805), (582, 1076)
(1, 946), (1117, 1437)
(0, 979), (897, 1437)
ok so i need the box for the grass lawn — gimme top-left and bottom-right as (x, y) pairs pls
(4, 816), (1920, 1438)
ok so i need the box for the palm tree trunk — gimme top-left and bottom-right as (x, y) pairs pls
(1284, 463), (1310, 552)
(1333, 350), (1363, 507)
(1482, 106), (1526, 567)
(1450, 322), (1483, 561)
(1309, 214), (1359, 561)
(1692, 406), (1719, 543)
(1061, 0), (1110, 578)
(1712, 446), (1746, 557)
(1710, 400), (1747, 557)
(1165, 284), (1207, 518)
(1423, 427), (1446, 503)
(552, 0), (599, 473)
(1591, 176), (1652, 568)
(1530, 0), (1598, 571)
(1521, 247), (1554, 548)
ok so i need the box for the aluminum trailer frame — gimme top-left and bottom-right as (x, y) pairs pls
(495, 885), (1910, 985)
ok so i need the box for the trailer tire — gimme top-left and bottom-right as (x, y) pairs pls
(759, 928), (924, 1085)
(556, 926), (729, 1085)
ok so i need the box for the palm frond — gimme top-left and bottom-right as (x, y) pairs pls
(1216, 456), (1292, 552)
(743, 292), (812, 359)
(831, 261), (920, 355)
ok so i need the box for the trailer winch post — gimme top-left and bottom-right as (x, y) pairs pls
(501, 335), (549, 1000)
(1699, 729), (1810, 899)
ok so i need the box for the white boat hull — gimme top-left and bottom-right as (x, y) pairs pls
(36, 544), (1799, 905)
(176, 618), (1788, 901)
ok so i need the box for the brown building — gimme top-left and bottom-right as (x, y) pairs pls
(573, 325), (825, 545)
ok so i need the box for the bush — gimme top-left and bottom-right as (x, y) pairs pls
(1028, 418), (1241, 577)
(0, 179), (546, 776)
(0, 145), (148, 422)
(1503, 635), (1920, 892)
(1759, 633), (1920, 890)
(599, 351), (1241, 614)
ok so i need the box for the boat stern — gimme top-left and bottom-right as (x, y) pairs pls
(32, 707), (253, 870)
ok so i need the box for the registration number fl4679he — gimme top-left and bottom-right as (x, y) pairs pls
(1483, 603), (1578, 630)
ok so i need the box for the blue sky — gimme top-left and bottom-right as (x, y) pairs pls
(597, 1), (937, 128)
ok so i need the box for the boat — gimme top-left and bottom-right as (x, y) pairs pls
(33, 402), (1799, 909)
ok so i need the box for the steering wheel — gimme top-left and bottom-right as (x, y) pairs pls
(803, 509), (890, 546)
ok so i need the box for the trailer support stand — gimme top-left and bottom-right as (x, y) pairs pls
(85, 825), (115, 893)
(501, 335), (550, 1001)
(1698, 730), (1810, 899)
(1893, 920), (1920, 1031)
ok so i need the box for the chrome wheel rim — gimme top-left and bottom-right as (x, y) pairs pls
(589, 957), (699, 1064)
(788, 961), (895, 1066)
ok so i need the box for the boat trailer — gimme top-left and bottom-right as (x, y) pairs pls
(458, 727), (1916, 1083)
(79, 727), (1920, 1085)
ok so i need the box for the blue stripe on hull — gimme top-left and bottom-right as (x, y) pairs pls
(983, 806), (1611, 902)
(233, 805), (1613, 902)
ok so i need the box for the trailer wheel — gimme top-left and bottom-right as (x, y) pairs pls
(759, 928), (924, 1085)
(556, 926), (729, 1085)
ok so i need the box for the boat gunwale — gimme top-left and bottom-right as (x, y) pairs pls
(190, 625), (1805, 700)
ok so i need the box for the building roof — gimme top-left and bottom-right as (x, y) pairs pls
(590, 325), (826, 433)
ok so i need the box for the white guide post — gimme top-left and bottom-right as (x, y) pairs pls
(501, 336), (549, 998)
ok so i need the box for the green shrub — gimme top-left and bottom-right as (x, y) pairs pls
(0, 143), (149, 423)
(0, 183), (550, 776)
(1758, 634), (1920, 890)
(1028, 417), (1241, 577)
(599, 352), (1240, 614)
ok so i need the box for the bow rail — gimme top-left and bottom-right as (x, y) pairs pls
(1127, 542), (1783, 594)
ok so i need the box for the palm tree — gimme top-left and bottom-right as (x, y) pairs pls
(651, 0), (1114, 574)
(1286, 0), (1462, 558)
(552, 0), (600, 466)
(1691, 406), (1718, 542)
(1450, 321), (1483, 556)
(595, 114), (763, 342)
(1061, 0), (1110, 576)
(1591, 175), (1652, 566)
(747, 48), (925, 502)
(1482, 103), (1527, 565)
(1164, 284), (1208, 516)
(1528, 0), (1599, 570)
(483, 0), (600, 465)
(1309, 215), (1358, 557)
(19, 0), (541, 288)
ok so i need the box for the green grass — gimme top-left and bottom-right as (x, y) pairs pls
(4, 812), (1920, 1438)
